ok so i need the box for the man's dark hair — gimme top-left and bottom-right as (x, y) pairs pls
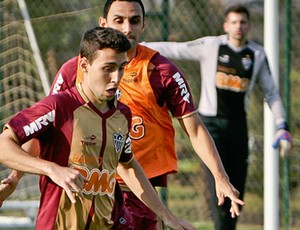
(103, 0), (145, 20)
(224, 4), (250, 20)
(79, 27), (131, 63)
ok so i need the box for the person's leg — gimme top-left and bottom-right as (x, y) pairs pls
(201, 116), (248, 230)
(111, 183), (134, 229)
(123, 190), (158, 230)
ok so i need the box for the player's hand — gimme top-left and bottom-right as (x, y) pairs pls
(0, 174), (19, 207)
(215, 177), (245, 218)
(47, 164), (87, 203)
(272, 129), (292, 158)
(163, 213), (197, 230)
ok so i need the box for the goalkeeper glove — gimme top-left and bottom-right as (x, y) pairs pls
(272, 122), (292, 158)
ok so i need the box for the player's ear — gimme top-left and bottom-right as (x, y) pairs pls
(223, 21), (228, 33)
(80, 57), (89, 73)
(99, 17), (107, 27)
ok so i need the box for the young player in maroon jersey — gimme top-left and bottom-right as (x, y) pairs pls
(0, 27), (196, 230)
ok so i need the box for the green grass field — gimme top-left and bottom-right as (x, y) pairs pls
(194, 222), (263, 230)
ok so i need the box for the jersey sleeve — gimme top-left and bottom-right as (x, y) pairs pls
(142, 38), (205, 61)
(256, 54), (286, 126)
(151, 54), (197, 118)
(49, 56), (78, 95)
(6, 96), (58, 145)
(118, 135), (134, 164)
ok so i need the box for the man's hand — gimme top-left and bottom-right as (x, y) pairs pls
(162, 212), (197, 230)
(272, 129), (293, 158)
(47, 164), (87, 204)
(215, 177), (245, 218)
(0, 174), (19, 207)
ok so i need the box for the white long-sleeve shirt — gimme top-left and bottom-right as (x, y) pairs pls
(144, 35), (286, 126)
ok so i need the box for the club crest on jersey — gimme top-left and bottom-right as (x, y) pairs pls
(242, 55), (252, 71)
(113, 133), (125, 153)
(116, 89), (121, 100)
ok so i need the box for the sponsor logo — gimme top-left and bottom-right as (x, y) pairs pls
(172, 72), (190, 103)
(122, 72), (138, 84)
(71, 165), (116, 196)
(216, 72), (249, 92)
(119, 217), (127, 225)
(122, 78), (137, 84)
(80, 135), (97, 146)
(128, 72), (137, 77)
(23, 110), (55, 136)
(219, 54), (230, 63)
(72, 153), (103, 165)
(52, 73), (64, 95)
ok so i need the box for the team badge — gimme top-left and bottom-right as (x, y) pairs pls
(242, 55), (252, 70)
(116, 89), (121, 100)
(113, 133), (125, 153)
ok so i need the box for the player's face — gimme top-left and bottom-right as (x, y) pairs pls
(99, 1), (145, 50)
(224, 12), (250, 46)
(81, 48), (127, 105)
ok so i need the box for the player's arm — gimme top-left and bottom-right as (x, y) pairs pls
(142, 39), (201, 61)
(257, 55), (292, 155)
(177, 113), (245, 218)
(117, 158), (196, 230)
(0, 138), (40, 207)
(0, 128), (86, 204)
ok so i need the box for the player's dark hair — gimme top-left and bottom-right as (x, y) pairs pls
(103, 0), (145, 21)
(224, 4), (250, 20)
(79, 27), (131, 63)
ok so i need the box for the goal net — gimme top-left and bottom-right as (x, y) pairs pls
(0, 0), (44, 225)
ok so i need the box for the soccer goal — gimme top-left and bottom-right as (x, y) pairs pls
(0, 0), (49, 227)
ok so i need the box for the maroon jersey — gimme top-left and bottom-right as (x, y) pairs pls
(6, 84), (133, 229)
(50, 48), (196, 183)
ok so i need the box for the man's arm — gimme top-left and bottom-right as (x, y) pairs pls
(0, 128), (85, 204)
(0, 139), (40, 207)
(177, 113), (245, 217)
(117, 158), (196, 230)
(0, 57), (79, 206)
(142, 40), (200, 61)
(256, 55), (293, 155)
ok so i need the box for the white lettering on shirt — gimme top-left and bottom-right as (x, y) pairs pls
(52, 73), (64, 95)
(172, 72), (190, 103)
(23, 110), (55, 136)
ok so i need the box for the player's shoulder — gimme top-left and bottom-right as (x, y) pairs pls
(116, 101), (132, 123)
(59, 56), (79, 72)
(247, 40), (266, 54)
(47, 86), (83, 108)
(198, 34), (225, 44)
(150, 52), (180, 73)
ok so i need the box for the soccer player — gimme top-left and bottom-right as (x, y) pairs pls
(143, 4), (293, 230)
(0, 27), (196, 230)
(0, 1), (244, 229)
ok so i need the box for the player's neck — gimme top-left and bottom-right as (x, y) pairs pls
(126, 47), (138, 61)
(81, 82), (111, 113)
(228, 38), (247, 48)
